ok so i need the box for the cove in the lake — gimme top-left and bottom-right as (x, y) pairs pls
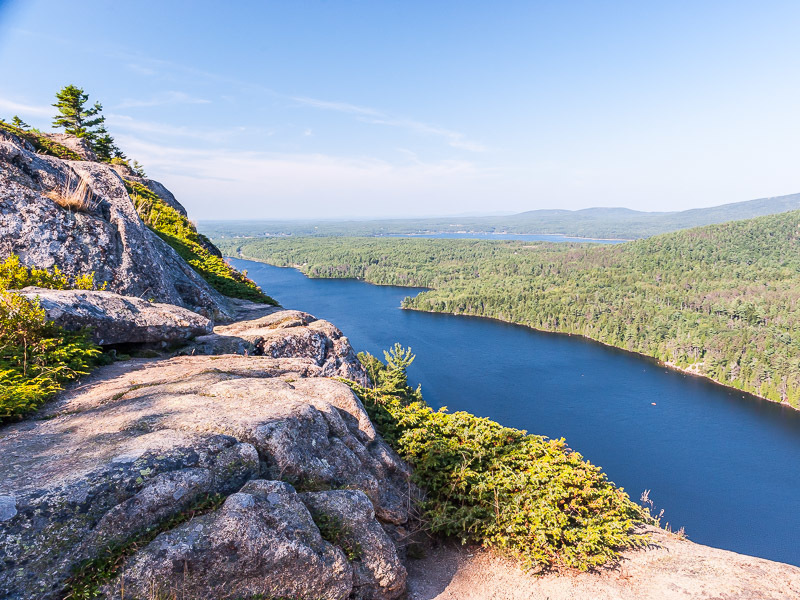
(232, 258), (800, 567)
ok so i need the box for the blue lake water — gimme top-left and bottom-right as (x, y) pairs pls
(384, 232), (627, 243)
(233, 258), (800, 566)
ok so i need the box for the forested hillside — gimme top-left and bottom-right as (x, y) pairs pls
(202, 192), (800, 240)
(215, 210), (800, 406)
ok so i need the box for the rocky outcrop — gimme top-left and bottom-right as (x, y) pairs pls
(0, 346), (410, 599)
(39, 132), (98, 161)
(0, 129), (233, 318)
(189, 309), (370, 385)
(17, 287), (213, 346)
(110, 480), (354, 600)
(301, 490), (407, 599)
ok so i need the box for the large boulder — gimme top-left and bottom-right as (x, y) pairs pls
(107, 480), (353, 600)
(0, 352), (413, 599)
(301, 489), (407, 600)
(0, 129), (233, 319)
(189, 309), (370, 385)
(16, 287), (213, 346)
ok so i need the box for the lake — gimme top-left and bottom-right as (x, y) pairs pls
(232, 258), (800, 567)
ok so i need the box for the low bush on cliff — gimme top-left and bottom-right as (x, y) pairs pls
(0, 289), (101, 420)
(0, 257), (104, 419)
(346, 345), (649, 571)
(0, 254), (104, 291)
(124, 180), (277, 305)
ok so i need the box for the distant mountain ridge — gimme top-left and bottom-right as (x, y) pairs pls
(200, 192), (800, 240)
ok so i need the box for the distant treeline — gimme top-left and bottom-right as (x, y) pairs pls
(213, 210), (800, 407)
(201, 192), (800, 240)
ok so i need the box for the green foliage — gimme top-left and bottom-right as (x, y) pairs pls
(50, 85), (127, 161)
(63, 493), (225, 599)
(309, 511), (363, 561)
(0, 256), (106, 419)
(223, 210), (800, 406)
(0, 255), (102, 291)
(52, 84), (105, 139)
(346, 348), (647, 571)
(0, 121), (83, 160)
(131, 159), (146, 177)
(0, 290), (101, 420)
(10, 115), (29, 129)
(91, 125), (124, 162)
(124, 180), (277, 304)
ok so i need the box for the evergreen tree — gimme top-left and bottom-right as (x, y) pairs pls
(52, 85), (105, 139)
(10, 115), (29, 129)
(131, 159), (147, 177)
(92, 125), (122, 162)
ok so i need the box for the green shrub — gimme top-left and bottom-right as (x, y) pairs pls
(0, 122), (83, 161)
(346, 347), (649, 571)
(0, 256), (106, 419)
(0, 288), (101, 420)
(0, 255), (101, 291)
(124, 180), (277, 305)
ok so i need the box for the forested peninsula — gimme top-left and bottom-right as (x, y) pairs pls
(214, 209), (800, 407)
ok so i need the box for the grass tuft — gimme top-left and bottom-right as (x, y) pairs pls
(46, 174), (98, 213)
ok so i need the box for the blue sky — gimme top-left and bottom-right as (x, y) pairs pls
(1, 1), (799, 219)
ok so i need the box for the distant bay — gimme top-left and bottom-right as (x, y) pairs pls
(382, 232), (627, 243)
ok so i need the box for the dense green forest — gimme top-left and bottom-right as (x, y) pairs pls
(214, 210), (800, 407)
(201, 192), (800, 240)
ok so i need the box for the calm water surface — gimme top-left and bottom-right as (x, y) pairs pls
(233, 259), (800, 566)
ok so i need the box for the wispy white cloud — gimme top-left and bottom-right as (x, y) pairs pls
(0, 97), (52, 118)
(292, 94), (487, 152)
(104, 53), (487, 153)
(116, 91), (211, 109)
(291, 96), (382, 117)
(362, 117), (487, 152)
(126, 63), (157, 76)
(114, 135), (498, 219)
(106, 114), (242, 144)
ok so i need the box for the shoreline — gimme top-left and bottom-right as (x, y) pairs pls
(404, 305), (795, 410)
(229, 252), (796, 412)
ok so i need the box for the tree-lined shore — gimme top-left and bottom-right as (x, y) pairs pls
(213, 209), (800, 407)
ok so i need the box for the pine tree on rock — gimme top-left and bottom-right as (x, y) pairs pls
(52, 85), (105, 140)
(10, 115), (29, 129)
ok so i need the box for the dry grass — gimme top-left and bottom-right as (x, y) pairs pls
(46, 173), (98, 213)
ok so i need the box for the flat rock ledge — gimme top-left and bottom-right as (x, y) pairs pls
(17, 287), (213, 346)
(406, 527), (800, 600)
(0, 353), (412, 600)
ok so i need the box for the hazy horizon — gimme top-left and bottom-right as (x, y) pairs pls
(2, 1), (799, 220)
